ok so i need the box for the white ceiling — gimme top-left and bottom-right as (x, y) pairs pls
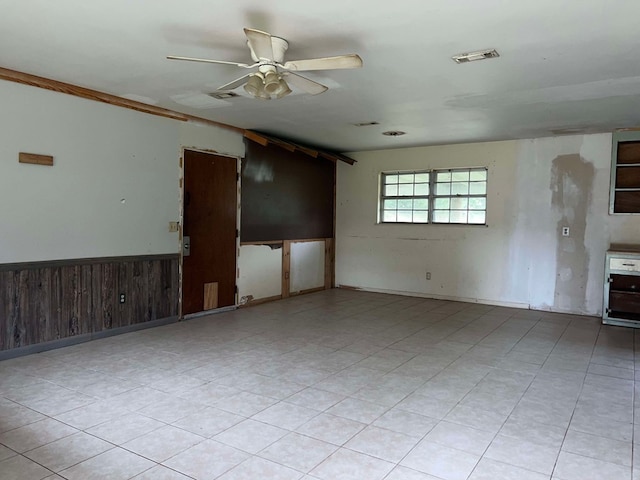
(2, 0), (640, 151)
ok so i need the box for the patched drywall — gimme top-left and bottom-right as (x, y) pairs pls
(336, 141), (524, 308)
(336, 133), (640, 316)
(550, 155), (594, 311)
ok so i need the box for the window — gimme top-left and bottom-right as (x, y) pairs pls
(380, 167), (487, 225)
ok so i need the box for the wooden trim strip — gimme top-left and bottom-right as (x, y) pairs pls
(0, 253), (179, 272)
(240, 238), (331, 246)
(240, 240), (284, 246)
(19, 152), (54, 166)
(282, 240), (291, 299)
(243, 130), (356, 165)
(325, 238), (333, 290)
(182, 114), (244, 133)
(319, 152), (338, 163)
(291, 142), (319, 158)
(270, 138), (296, 152)
(243, 130), (270, 146)
(319, 151), (356, 165)
(0, 67), (243, 133)
(290, 286), (326, 296)
(290, 238), (329, 244)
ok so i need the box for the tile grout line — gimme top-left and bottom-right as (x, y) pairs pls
(549, 321), (602, 479)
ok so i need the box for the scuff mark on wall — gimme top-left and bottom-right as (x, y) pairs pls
(550, 154), (594, 312)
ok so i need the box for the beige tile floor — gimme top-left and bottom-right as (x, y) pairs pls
(0, 289), (637, 480)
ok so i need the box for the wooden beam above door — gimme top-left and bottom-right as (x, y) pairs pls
(243, 130), (356, 165)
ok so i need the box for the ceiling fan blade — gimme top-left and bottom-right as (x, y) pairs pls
(283, 54), (363, 71)
(283, 72), (328, 95)
(167, 55), (251, 68)
(244, 28), (274, 60)
(218, 74), (252, 91)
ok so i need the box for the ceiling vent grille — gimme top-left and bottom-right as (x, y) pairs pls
(353, 121), (380, 127)
(207, 91), (239, 99)
(452, 49), (500, 64)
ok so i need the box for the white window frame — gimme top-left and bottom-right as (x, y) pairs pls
(379, 167), (488, 225)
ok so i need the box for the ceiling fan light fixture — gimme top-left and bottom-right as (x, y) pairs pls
(274, 79), (292, 99)
(244, 73), (265, 97)
(263, 71), (281, 94)
(255, 90), (271, 100)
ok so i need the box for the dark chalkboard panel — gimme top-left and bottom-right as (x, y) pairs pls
(241, 140), (335, 242)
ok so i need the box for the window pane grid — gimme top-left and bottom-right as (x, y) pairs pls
(380, 168), (487, 225)
(381, 171), (431, 223)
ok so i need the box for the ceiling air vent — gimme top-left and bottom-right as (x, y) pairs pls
(353, 121), (380, 127)
(549, 127), (587, 135)
(452, 49), (500, 64)
(207, 91), (239, 100)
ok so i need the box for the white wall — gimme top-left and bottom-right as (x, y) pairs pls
(237, 240), (327, 302)
(179, 122), (244, 158)
(291, 241), (325, 293)
(0, 80), (179, 263)
(0, 80), (244, 264)
(7, 79), (634, 316)
(336, 134), (639, 316)
(237, 244), (282, 302)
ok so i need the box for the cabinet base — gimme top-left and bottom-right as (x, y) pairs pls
(603, 317), (640, 328)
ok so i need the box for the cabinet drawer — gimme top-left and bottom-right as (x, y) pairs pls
(609, 291), (640, 313)
(610, 258), (640, 272)
(611, 274), (640, 292)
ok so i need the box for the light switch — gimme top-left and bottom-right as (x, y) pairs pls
(169, 221), (179, 232)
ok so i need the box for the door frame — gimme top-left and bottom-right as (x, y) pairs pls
(178, 147), (241, 319)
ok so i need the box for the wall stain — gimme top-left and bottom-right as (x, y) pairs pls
(550, 154), (594, 312)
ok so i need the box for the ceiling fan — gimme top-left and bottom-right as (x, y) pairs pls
(167, 28), (363, 100)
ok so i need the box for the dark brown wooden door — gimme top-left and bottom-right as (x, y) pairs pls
(182, 150), (237, 315)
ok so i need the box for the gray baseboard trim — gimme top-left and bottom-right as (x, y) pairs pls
(0, 316), (179, 361)
(184, 305), (237, 320)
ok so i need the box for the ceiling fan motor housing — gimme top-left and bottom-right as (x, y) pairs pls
(249, 36), (289, 63)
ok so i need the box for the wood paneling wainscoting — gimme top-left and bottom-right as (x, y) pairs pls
(0, 254), (178, 355)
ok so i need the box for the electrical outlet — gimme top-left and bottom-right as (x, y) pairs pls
(426, 272), (431, 280)
(562, 226), (570, 237)
(119, 293), (126, 304)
